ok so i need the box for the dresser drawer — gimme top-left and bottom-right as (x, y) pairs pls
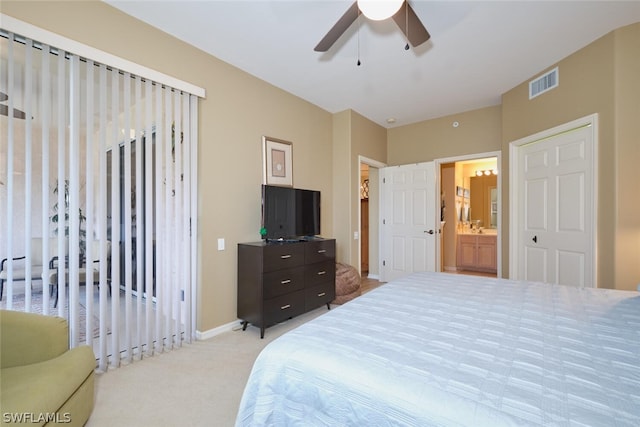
(305, 281), (335, 310)
(263, 242), (305, 272)
(305, 260), (335, 287)
(305, 239), (336, 264)
(264, 290), (305, 326)
(263, 266), (305, 299)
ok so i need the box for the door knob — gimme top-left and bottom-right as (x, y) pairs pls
(424, 230), (434, 234)
(532, 235), (538, 243)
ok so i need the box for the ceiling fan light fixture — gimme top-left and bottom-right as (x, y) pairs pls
(357, 0), (404, 21)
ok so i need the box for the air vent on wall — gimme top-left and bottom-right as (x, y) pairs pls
(529, 67), (558, 99)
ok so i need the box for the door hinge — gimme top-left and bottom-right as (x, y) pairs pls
(383, 177), (386, 184)
(383, 219), (386, 225)
(383, 260), (386, 266)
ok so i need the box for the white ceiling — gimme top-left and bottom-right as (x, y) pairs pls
(104, 1), (640, 128)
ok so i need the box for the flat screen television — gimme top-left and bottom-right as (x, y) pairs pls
(262, 185), (320, 241)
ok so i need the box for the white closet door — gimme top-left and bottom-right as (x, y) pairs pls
(516, 122), (595, 287)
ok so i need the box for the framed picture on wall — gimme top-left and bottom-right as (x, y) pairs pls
(456, 186), (464, 197)
(263, 136), (293, 187)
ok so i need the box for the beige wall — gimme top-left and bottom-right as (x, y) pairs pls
(387, 106), (502, 166)
(332, 111), (351, 262)
(613, 23), (640, 292)
(3, 1), (335, 332)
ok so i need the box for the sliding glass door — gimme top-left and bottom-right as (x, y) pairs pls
(0, 25), (200, 371)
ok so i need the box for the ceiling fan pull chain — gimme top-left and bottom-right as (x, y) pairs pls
(357, 13), (362, 66)
(404, 2), (410, 50)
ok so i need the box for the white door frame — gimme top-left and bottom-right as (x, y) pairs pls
(509, 113), (598, 283)
(435, 151), (502, 276)
(357, 156), (387, 279)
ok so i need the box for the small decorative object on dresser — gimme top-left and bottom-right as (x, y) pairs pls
(237, 238), (336, 338)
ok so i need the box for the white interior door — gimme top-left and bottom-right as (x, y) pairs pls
(380, 162), (436, 282)
(515, 121), (595, 287)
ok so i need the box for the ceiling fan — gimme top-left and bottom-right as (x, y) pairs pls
(314, 0), (430, 52)
(0, 91), (27, 120)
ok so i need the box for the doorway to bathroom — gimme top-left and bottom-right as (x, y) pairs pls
(436, 151), (501, 278)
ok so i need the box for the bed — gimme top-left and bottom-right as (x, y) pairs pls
(235, 272), (640, 426)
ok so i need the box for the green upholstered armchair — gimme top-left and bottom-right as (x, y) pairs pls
(0, 310), (95, 426)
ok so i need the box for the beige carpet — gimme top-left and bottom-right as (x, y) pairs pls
(86, 306), (332, 427)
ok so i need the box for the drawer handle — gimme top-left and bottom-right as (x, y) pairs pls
(280, 304), (291, 310)
(280, 254), (292, 259)
(317, 292), (326, 297)
(281, 279), (291, 285)
(317, 249), (326, 253)
(317, 271), (326, 275)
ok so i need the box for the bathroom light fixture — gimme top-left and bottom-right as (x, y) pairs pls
(357, 0), (404, 21)
(476, 169), (498, 176)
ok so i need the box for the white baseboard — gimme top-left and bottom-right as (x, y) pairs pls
(196, 319), (243, 341)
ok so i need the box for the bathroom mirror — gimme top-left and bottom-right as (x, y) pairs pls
(469, 175), (497, 229)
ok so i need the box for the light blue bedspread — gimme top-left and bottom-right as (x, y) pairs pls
(236, 272), (640, 426)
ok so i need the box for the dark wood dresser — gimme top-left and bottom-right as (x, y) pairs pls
(237, 238), (336, 338)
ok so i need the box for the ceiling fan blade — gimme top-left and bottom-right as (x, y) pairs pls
(0, 92), (8, 102)
(0, 104), (27, 120)
(314, 2), (360, 52)
(392, 1), (430, 47)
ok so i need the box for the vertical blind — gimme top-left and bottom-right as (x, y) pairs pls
(0, 28), (199, 370)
